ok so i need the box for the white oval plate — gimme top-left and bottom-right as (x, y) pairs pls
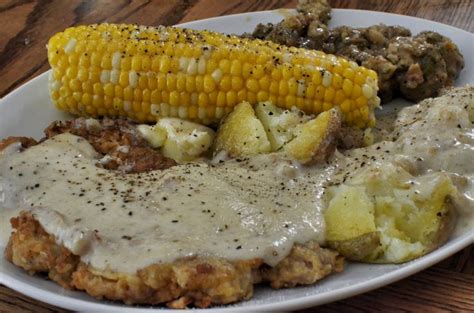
(0, 9), (473, 313)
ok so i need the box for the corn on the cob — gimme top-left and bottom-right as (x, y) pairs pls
(47, 23), (380, 128)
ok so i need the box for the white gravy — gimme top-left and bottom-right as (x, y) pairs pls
(0, 134), (330, 272)
(0, 87), (473, 273)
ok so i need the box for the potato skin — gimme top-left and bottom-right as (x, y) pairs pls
(424, 200), (457, 254)
(327, 232), (381, 262)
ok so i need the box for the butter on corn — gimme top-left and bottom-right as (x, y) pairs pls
(47, 23), (380, 128)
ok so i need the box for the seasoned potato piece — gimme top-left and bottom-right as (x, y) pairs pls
(138, 118), (215, 162)
(158, 119), (215, 162)
(255, 102), (310, 151)
(325, 163), (456, 263)
(325, 185), (377, 241)
(325, 185), (380, 261)
(213, 102), (271, 157)
(283, 108), (341, 164)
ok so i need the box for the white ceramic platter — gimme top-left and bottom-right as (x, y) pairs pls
(0, 8), (473, 313)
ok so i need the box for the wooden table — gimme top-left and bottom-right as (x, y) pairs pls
(0, 0), (473, 312)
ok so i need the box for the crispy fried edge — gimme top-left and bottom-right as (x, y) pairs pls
(6, 212), (343, 308)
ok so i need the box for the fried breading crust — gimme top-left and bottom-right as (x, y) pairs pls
(2, 120), (343, 308)
(44, 118), (177, 173)
(6, 212), (343, 308)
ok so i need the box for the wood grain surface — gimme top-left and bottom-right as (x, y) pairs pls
(0, 0), (473, 312)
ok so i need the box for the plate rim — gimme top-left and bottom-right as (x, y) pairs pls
(179, 8), (474, 36)
(1, 8), (473, 312)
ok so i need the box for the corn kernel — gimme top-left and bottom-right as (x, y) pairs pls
(176, 73), (186, 91)
(93, 83), (104, 96)
(142, 57), (151, 71)
(315, 85), (325, 100)
(114, 85), (123, 98)
(227, 91), (237, 106)
(216, 91), (226, 106)
(59, 86), (70, 97)
(186, 76), (195, 92)
(82, 82), (93, 94)
(279, 81), (289, 96)
(257, 91), (269, 102)
(259, 76), (270, 91)
(343, 68), (355, 80)
(354, 71), (366, 85)
(312, 71), (322, 85)
(119, 72), (129, 87)
(220, 75), (232, 91)
(334, 90), (345, 105)
(340, 99), (351, 113)
(198, 93), (208, 107)
(237, 90), (247, 103)
(246, 78), (259, 93)
(189, 106), (198, 119)
(101, 54), (112, 70)
(170, 90), (179, 106)
(342, 79), (354, 96)
(208, 91), (217, 105)
(252, 65), (264, 79)
(352, 84), (362, 99)
(123, 86), (133, 101)
(332, 74), (343, 89)
(104, 95), (113, 108)
(82, 93), (93, 106)
(285, 94), (296, 108)
(121, 57), (131, 71)
(242, 63), (252, 78)
(230, 60), (241, 76)
(77, 68), (88, 82)
(288, 78), (298, 95)
(355, 96), (367, 108)
(271, 68), (282, 80)
(167, 74), (176, 90)
(69, 79), (81, 92)
(219, 59), (231, 73)
(180, 92), (191, 106)
(324, 87), (335, 102)
(247, 91), (257, 104)
(231, 76), (244, 91)
(160, 56), (171, 73)
(195, 75), (204, 92)
(204, 75), (216, 93)
(323, 101), (333, 111)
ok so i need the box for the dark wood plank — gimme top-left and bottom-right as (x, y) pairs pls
(307, 266), (474, 312)
(329, 0), (474, 32)
(0, 284), (66, 313)
(0, 0), (472, 97)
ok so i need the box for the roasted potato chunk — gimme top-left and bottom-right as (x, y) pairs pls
(283, 108), (341, 164)
(255, 102), (310, 151)
(325, 163), (456, 263)
(138, 118), (215, 162)
(213, 102), (271, 157)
